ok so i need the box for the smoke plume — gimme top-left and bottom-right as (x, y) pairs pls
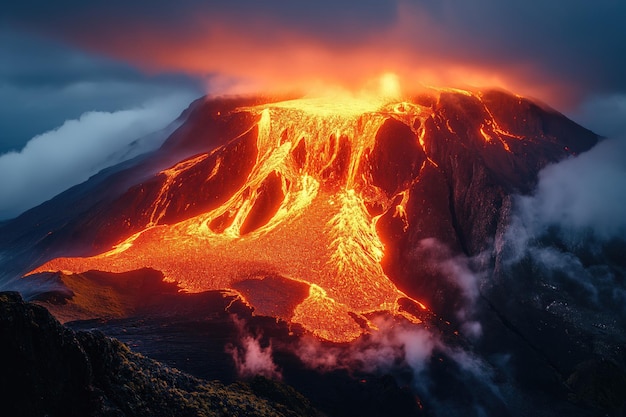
(294, 314), (502, 416)
(296, 316), (436, 374)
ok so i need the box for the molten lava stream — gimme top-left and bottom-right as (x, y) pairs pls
(31, 189), (423, 342)
(28, 94), (438, 343)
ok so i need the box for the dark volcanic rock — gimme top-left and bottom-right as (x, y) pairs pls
(567, 358), (626, 414)
(369, 118), (425, 197)
(0, 292), (320, 417)
(240, 171), (286, 235)
(0, 291), (96, 417)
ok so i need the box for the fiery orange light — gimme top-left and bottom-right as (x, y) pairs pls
(51, 3), (573, 108)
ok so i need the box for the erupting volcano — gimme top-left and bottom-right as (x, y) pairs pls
(4, 0), (626, 413)
(24, 85), (597, 344)
(5, 76), (626, 417)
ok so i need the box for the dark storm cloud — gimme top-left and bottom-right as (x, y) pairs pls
(414, 1), (626, 96)
(0, 29), (136, 88)
(0, 29), (203, 154)
(0, 29), (202, 219)
(3, 0), (398, 42)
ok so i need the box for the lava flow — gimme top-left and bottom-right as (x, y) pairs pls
(28, 85), (594, 342)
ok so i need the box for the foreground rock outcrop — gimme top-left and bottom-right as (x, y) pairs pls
(0, 292), (320, 417)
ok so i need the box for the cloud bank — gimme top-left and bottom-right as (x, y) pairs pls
(0, 92), (195, 220)
(0, 29), (203, 155)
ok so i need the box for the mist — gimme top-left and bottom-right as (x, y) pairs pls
(294, 314), (503, 417)
(227, 316), (282, 380)
(514, 137), (626, 244)
(0, 92), (195, 220)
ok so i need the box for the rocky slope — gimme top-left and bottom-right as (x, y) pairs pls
(0, 291), (321, 417)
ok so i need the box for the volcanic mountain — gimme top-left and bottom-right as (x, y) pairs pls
(4, 86), (626, 416)
(6, 88), (597, 339)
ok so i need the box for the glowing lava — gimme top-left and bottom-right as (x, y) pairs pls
(29, 87), (537, 342)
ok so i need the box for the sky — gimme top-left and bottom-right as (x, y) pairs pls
(1, 0), (626, 219)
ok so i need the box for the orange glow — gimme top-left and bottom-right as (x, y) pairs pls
(28, 88), (525, 342)
(378, 73), (402, 99)
(479, 126), (493, 143)
(55, 4), (572, 108)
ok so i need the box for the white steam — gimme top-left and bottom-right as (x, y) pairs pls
(226, 316), (282, 379)
(514, 137), (626, 244)
(413, 238), (484, 338)
(295, 316), (493, 388)
(294, 314), (502, 417)
(500, 97), (626, 318)
(296, 316), (437, 375)
(0, 92), (194, 220)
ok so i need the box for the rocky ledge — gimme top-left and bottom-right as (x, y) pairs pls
(0, 291), (320, 417)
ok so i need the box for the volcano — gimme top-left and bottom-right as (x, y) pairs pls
(2, 87), (625, 417)
(18, 88), (596, 336)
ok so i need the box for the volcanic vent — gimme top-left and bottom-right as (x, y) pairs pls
(28, 88), (598, 342)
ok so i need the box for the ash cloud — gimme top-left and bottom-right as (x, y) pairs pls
(0, 92), (195, 220)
